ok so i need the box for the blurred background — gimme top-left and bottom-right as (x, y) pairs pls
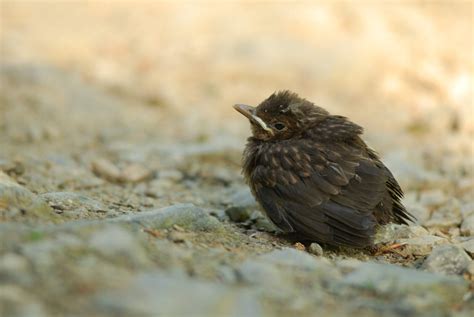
(1, 2), (473, 316)
(2, 0), (472, 138)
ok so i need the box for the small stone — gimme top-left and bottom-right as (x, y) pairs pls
(120, 164), (154, 183)
(228, 187), (257, 209)
(253, 216), (278, 232)
(91, 158), (121, 182)
(225, 206), (252, 222)
(422, 245), (472, 275)
(294, 242), (305, 251)
(460, 215), (474, 236)
(308, 243), (323, 256)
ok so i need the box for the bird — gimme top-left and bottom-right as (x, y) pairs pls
(233, 90), (414, 248)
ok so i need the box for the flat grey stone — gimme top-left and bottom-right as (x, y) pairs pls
(112, 204), (223, 232)
(422, 245), (472, 275)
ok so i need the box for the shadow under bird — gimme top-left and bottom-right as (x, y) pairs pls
(234, 90), (414, 248)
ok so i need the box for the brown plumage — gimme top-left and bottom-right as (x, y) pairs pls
(234, 90), (414, 248)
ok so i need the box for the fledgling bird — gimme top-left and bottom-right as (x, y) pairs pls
(234, 91), (414, 248)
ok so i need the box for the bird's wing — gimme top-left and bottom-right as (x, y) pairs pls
(251, 118), (389, 247)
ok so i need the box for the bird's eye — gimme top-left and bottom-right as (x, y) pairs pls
(274, 123), (286, 131)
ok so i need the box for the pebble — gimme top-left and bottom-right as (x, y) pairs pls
(294, 242), (305, 251)
(120, 163), (154, 183)
(228, 186), (257, 209)
(92, 159), (153, 183)
(422, 245), (472, 275)
(253, 216), (278, 232)
(225, 206), (252, 222)
(308, 243), (324, 256)
(91, 158), (121, 182)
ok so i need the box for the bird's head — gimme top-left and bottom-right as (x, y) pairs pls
(234, 90), (329, 141)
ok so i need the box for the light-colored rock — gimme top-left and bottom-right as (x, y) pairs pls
(112, 204), (223, 232)
(422, 245), (472, 275)
(120, 164), (154, 183)
(308, 243), (324, 256)
(225, 206), (252, 222)
(0, 171), (55, 222)
(91, 158), (121, 182)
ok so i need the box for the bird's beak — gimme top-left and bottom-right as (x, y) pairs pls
(233, 104), (255, 120)
(233, 104), (274, 135)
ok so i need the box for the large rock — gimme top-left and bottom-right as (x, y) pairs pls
(111, 204), (224, 232)
(0, 171), (56, 222)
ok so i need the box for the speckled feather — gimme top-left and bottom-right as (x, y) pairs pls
(237, 91), (414, 248)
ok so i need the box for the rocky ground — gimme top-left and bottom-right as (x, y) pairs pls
(1, 2), (473, 317)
